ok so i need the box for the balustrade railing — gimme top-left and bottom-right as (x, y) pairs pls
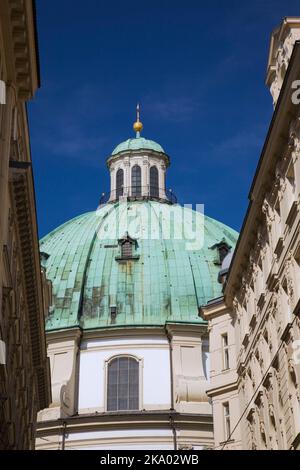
(99, 186), (177, 205)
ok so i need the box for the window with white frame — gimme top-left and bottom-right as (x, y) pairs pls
(223, 402), (231, 440)
(107, 356), (139, 411)
(222, 333), (230, 370)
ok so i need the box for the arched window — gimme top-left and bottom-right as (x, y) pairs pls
(107, 356), (139, 411)
(116, 168), (124, 199)
(131, 165), (141, 197)
(150, 166), (159, 198)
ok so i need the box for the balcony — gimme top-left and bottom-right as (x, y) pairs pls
(99, 186), (177, 206)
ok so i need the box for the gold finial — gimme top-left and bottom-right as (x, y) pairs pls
(133, 103), (143, 136)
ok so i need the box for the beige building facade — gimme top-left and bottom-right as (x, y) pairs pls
(202, 17), (300, 450)
(0, 0), (51, 449)
(200, 298), (242, 450)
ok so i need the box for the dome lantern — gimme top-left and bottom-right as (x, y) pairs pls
(104, 104), (173, 204)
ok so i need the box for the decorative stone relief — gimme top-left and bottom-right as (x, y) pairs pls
(284, 252), (295, 307)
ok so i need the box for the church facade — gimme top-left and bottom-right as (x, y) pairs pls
(201, 18), (300, 450)
(35, 112), (238, 450)
(31, 13), (300, 451)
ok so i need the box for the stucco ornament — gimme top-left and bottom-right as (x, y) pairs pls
(285, 251), (295, 306)
(287, 119), (300, 163)
(262, 198), (275, 230)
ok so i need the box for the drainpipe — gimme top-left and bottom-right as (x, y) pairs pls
(169, 414), (177, 451)
(165, 325), (177, 450)
(61, 421), (67, 450)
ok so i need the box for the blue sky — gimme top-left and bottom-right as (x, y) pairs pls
(29, 0), (300, 237)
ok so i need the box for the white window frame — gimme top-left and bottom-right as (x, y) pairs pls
(223, 402), (231, 440)
(104, 354), (143, 412)
(222, 333), (230, 370)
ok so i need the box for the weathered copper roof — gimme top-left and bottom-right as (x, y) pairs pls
(40, 200), (238, 331)
(111, 137), (165, 155)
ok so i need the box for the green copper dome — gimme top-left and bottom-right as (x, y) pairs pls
(40, 200), (238, 331)
(112, 137), (165, 155)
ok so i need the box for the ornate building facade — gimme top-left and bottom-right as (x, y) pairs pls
(201, 17), (300, 450)
(0, 0), (51, 450)
(35, 112), (238, 450)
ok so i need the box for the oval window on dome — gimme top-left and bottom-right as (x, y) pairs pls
(150, 166), (159, 198)
(107, 356), (139, 411)
(131, 165), (141, 197)
(116, 168), (124, 199)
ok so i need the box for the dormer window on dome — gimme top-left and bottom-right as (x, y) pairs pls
(101, 104), (177, 205)
(210, 239), (231, 266)
(115, 232), (140, 262)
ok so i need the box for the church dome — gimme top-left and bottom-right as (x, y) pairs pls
(40, 200), (238, 331)
(111, 136), (165, 155)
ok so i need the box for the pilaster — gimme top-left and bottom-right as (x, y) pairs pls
(38, 328), (82, 421)
(166, 323), (210, 414)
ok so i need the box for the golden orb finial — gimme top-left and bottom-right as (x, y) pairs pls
(133, 120), (143, 133)
(133, 103), (143, 136)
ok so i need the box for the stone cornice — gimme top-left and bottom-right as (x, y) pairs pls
(83, 325), (166, 340)
(36, 410), (213, 436)
(46, 326), (170, 343)
(46, 327), (82, 344)
(165, 322), (208, 339)
(106, 149), (170, 168)
(206, 379), (239, 398)
(9, 160), (51, 410)
(266, 18), (300, 83)
(0, 0), (39, 100)
(199, 297), (232, 321)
